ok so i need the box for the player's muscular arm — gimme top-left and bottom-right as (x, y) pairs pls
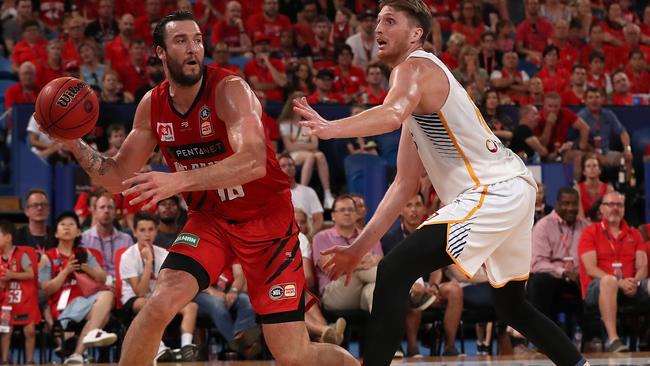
(65, 92), (158, 193)
(179, 76), (267, 191)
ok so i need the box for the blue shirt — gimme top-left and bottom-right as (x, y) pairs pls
(577, 107), (625, 154)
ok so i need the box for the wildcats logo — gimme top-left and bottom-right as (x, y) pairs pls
(56, 82), (87, 108)
(172, 233), (200, 247)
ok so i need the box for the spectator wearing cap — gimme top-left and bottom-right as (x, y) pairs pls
(586, 51), (612, 95)
(610, 70), (638, 106)
(134, 0), (162, 46)
(114, 38), (148, 98)
(332, 45), (366, 104)
(549, 18), (579, 73)
(61, 16), (86, 65)
(211, 42), (243, 75)
(537, 45), (570, 94)
(79, 40), (107, 90)
(307, 69), (345, 105)
(244, 34), (286, 102)
(305, 15), (336, 70)
(135, 56), (164, 103)
(451, 0), (486, 46)
(561, 65), (588, 106)
(624, 49), (650, 95)
(246, 0), (291, 49)
(35, 39), (63, 89)
(2, 0), (36, 53)
(358, 63), (387, 105)
(154, 196), (182, 249)
(5, 62), (37, 123)
(11, 20), (47, 72)
(210, 1), (251, 56)
(104, 13), (135, 69)
(85, 0), (119, 46)
(515, 0), (553, 65)
(345, 10), (378, 68)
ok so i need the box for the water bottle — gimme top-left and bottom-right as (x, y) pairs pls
(573, 326), (583, 351)
(0, 306), (11, 333)
(208, 336), (219, 361)
(612, 262), (623, 281)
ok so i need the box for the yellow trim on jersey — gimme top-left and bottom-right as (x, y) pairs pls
(473, 106), (493, 135)
(489, 275), (530, 288)
(437, 111), (481, 189)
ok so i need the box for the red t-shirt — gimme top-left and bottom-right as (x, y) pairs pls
(451, 22), (485, 46)
(587, 73), (609, 91)
(577, 181), (608, 216)
(552, 41), (580, 73)
(0, 246), (41, 325)
(358, 87), (387, 105)
(246, 12), (291, 48)
(580, 44), (618, 72)
(425, 0), (457, 33)
(440, 51), (458, 70)
(561, 89), (585, 106)
(11, 39), (48, 67)
(39, 0), (65, 30)
(333, 65), (366, 98)
(610, 92), (634, 106)
(578, 220), (645, 297)
(35, 60), (63, 89)
(243, 59), (285, 102)
(515, 18), (553, 58)
(4, 84), (37, 111)
(134, 16), (156, 46)
(104, 36), (131, 68)
(293, 22), (315, 48)
(61, 37), (82, 65)
(625, 67), (650, 94)
(210, 20), (243, 48)
(306, 90), (345, 104)
(115, 0), (145, 17)
(601, 21), (625, 44)
(537, 67), (570, 93)
(115, 61), (148, 95)
(535, 107), (577, 149)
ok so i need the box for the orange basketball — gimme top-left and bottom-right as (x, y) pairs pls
(34, 77), (99, 139)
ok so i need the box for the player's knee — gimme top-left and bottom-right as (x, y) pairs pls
(143, 294), (178, 323)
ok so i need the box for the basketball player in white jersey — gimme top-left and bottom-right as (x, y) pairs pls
(293, 1), (590, 365)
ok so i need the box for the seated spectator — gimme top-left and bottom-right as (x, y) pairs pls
(278, 94), (334, 209)
(286, 61), (315, 96)
(578, 191), (648, 353)
(581, 24), (616, 73)
(210, 42), (242, 75)
(78, 40), (107, 90)
(453, 46), (488, 95)
(0, 221), (40, 364)
(244, 35), (287, 102)
(495, 19), (515, 53)
(333, 45), (366, 104)
(292, 1), (317, 48)
(39, 212), (117, 364)
(306, 15), (336, 70)
(576, 155), (613, 220)
(11, 19), (47, 71)
(550, 19), (579, 73)
(246, 0), (291, 49)
(134, 0), (162, 46)
(615, 24), (650, 72)
(209, 1), (251, 56)
(350, 193), (367, 231)
(134, 56), (165, 103)
(61, 16), (86, 65)
(2, 0), (35, 53)
(358, 63), (387, 105)
(509, 104), (548, 163)
(577, 88), (633, 168)
(154, 196), (182, 249)
(120, 213), (198, 362)
(440, 32), (465, 70)
(278, 153), (324, 235)
(274, 29), (301, 71)
(451, 0), (486, 46)
(537, 45), (570, 93)
(515, 76), (544, 106)
(114, 38), (148, 99)
(103, 124), (126, 157)
(81, 193), (134, 277)
(601, 3), (625, 47)
(624, 49), (650, 95)
(104, 13), (135, 69)
(534, 182), (553, 223)
(5, 62), (38, 123)
(477, 31), (502, 76)
(345, 10), (378, 68)
(536, 91), (590, 160)
(313, 195), (382, 312)
(100, 70), (130, 103)
(26, 114), (72, 164)
(540, 0), (571, 23)
(36, 39), (64, 89)
(346, 104), (378, 156)
(15, 189), (51, 249)
(192, 0), (222, 31)
(307, 69), (345, 105)
(528, 187), (587, 322)
(84, 0), (119, 46)
(515, 0), (553, 65)
(480, 89), (513, 143)
(562, 65), (588, 106)
(610, 71), (636, 106)
(641, 4), (650, 38)
(490, 51), (529, 103)
(586, 51), (612, 95)
(331, 7), (352, 47)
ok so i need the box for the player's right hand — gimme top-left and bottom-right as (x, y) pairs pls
(321, 245), (363, 286)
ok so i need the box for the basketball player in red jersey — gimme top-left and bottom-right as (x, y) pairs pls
(54, 11), (358, 366)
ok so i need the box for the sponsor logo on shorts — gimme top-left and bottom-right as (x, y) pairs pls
(172, 233), (200, 247)
(269, 283), (297, 301)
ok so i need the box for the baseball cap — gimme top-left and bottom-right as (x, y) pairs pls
(254, 34), (271, 45)
(358, 10), (377, 21)
(316, 69), (335, 80)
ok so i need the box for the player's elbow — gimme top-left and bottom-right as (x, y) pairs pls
(384, 107), (405, 131)
(248, 150), (267, 180)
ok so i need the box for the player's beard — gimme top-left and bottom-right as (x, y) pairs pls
(167, 56), (203, 86)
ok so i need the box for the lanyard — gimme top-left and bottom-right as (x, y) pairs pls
(98, 235), (114, 265)
(601, 223), (620, 262)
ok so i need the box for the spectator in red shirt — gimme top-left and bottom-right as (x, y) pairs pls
(246, 0), (291, 49)
(104, 13), (135, 69)
(244, 35), (287, 102)
(550, 18), (579, 73)
(601, 3), (626, 47)
(489, 50), (530, 102)
(5, 62), (37, 123)
(61, 16), (86, 65)
(610, 70), (642, 106)
(426, 0), (456, 34)
(439, 32), (465, 70)
(578, 191), (648, 353)
(516, 0), (553, 65)
(641, 5), (650, 38)
(2, 0), (36, 53)
(307, 69), (344, 105)
(286, 61), (315, 96)
(333, 45), (365, 104)
(210, 1), (251, 56)
(38, 0), (66, 34)
(114, 38), (148, 98)
(537, 45), (570, 93)
(451, 0), (486, 46)
(292, 1), (317, 48)
(11, 20), (47, 72)
(587, 51), (612, 95)
(477, 31), (502, 76)
(35, 39), (63, 89)
(307, 15), (336, 70)
(514, 76), (545, 105)
(330, 7), (352, 48)
(84, 0), (120, 46)
(580, 23), (616, 72)
(625, 49), (650, 95)
(562, 65), (588, 106)
(210, 42), (242, 76)
(193, 0), (223, 31)
(358, 63), (387, 105)
(613, 24), (650, 72)
(536, 92), (590, 159)
(134, 0), (162, 46)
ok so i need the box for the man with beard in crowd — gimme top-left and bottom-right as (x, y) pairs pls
(135, 56), (165, 103)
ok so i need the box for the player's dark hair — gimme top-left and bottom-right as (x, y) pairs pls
(134, 211), (159, 230)
(379, 0), (432, 46)
(153, 11), (197, 50)
(556, 187), (578, 203)
(0, 220), (16, 238)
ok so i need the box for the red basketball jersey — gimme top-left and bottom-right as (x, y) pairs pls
(0, 247), (41, 325)
(45, 248), (85, 319)
(150, 65), (292, 223)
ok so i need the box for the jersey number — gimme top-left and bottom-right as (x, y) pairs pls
(217, 185), (245, 201)
(7, 289), (21, 304)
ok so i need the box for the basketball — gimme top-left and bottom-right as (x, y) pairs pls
(34, 77), (99, 139)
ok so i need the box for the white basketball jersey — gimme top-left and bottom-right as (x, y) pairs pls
(404, 50), (535, 205)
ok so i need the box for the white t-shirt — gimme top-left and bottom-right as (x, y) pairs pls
(26, 115), (53, 155)
(119, 244), (168, 305)
(279, 120), (313, 144)
(299, 232), (311, 259)
(291, 184), (323, 219)
(346, 33), (379, 67)
(489, 69), (530, 82)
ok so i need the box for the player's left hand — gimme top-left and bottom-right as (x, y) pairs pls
(293, 97), (337, 139)
(122, 171), (180, 211)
